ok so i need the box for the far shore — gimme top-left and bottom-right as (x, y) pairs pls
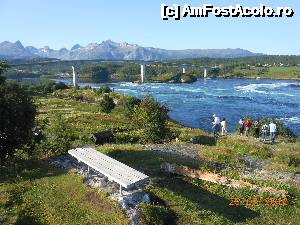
(7, 76), (300, 84)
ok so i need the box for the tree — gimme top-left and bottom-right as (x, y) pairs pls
(0, 62), (7, 85)
(80, 65), (110, 82)
(94, 85), (111, 95)
(0, 79), (36, 164)
(39, 113), (75, 155)
(99, 94), (115, 113)
(122, 96), (141, 117)
(133, 96), (169, 143)
(209, 67), (221, 77)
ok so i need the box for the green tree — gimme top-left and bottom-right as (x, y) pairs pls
(122, 96), (141, 117)
(80, 65), (110, 82)
(94, 85), (111, 95)
(0, 62), (7, 85)
(209, 67), (221, 77)
(133, 96), (169, 143)
(100, 95), (115, 113)
(0, 80), (36, 164)
(39, 113), (75, 155)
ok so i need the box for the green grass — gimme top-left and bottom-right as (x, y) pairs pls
(100, 144), (300, 225)
(2, 144), (299, 225)
(35, 89), (300, 175)
(35, 92), (138, 147)
(0, 159), (129, 225)
(223, 66), (300, 79)
(264, 141), (300, 173)
(266, 67), (300, 79)
(2, 88), (299, 225)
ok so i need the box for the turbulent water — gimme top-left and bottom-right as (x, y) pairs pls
(107, 79), (300, 137)
(50, 78), (300, 137)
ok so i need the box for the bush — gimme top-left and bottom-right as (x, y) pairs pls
(23, 80), (69, 94)
(121, 96), (141, 117)
(180, 74), (197, 83)
(38, 113), (76, 155)
(114, 133), (140, 144)
(42, 80), (68, 93)
(190, 135), (216, 146)
(83, 85), (92, 90)
(288, 156), (300, 167)
(53, 81), (68, 91)
(99, 94), (115, 113)
(94, 85), (111, 95)
(0, 81), (36, 163)
(133, 96), (169, 143)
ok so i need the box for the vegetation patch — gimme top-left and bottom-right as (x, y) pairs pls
(1, 65), (299, 225)
(0, 159), (129, 225)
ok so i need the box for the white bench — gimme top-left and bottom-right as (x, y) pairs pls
(68, 147), (149, 194)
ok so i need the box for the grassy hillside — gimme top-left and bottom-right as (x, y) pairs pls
(222, 66), (300, 80)
(1, 88), (300, 225)
(0, 159), (129, 225)
(5, 56), (300, 82)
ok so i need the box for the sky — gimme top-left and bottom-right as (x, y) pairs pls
(0, 0), (299, 55)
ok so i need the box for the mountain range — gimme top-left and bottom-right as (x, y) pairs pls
(0, 40), (262, 60)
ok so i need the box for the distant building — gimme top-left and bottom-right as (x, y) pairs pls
(182, 68), (186, 74)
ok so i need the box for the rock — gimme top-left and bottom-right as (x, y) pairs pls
(62, 159), (72, 170)
(50, 160), (62, 168)
(242, 169), (300, 185)
(238, 154), (263, 171)
(90, 131), (114, 145)
(118, 191), (150, 212)
(161, 162), (176, 173)
(86, 176), (108, 189)
(142, 193), (150, 203)
(130, 208), (141, 225)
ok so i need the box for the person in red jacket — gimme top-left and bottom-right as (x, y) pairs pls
(244, 118), (252, 139)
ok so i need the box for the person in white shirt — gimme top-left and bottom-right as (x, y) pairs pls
(261, 123), (268, 142)
(269, 121), (277, 144)
(221, 118), (227, 136)
(212, 114), (221, 137)
(238, 118), (244, 136)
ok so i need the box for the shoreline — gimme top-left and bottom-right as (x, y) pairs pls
(7, 76), (300, 83)
(218, 76), (300, 81)
(8, 77), (300, 138)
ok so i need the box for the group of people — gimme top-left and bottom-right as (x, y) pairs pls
(212, 114), (228, 137)
(238, 117), (277, 143)
(212, 114), (277, 143)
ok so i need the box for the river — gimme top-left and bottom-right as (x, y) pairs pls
(111, 79), (300, 137)
(20, 78), (300, 137)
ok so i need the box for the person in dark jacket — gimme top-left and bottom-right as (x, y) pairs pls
(253, 120), (260, 140)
